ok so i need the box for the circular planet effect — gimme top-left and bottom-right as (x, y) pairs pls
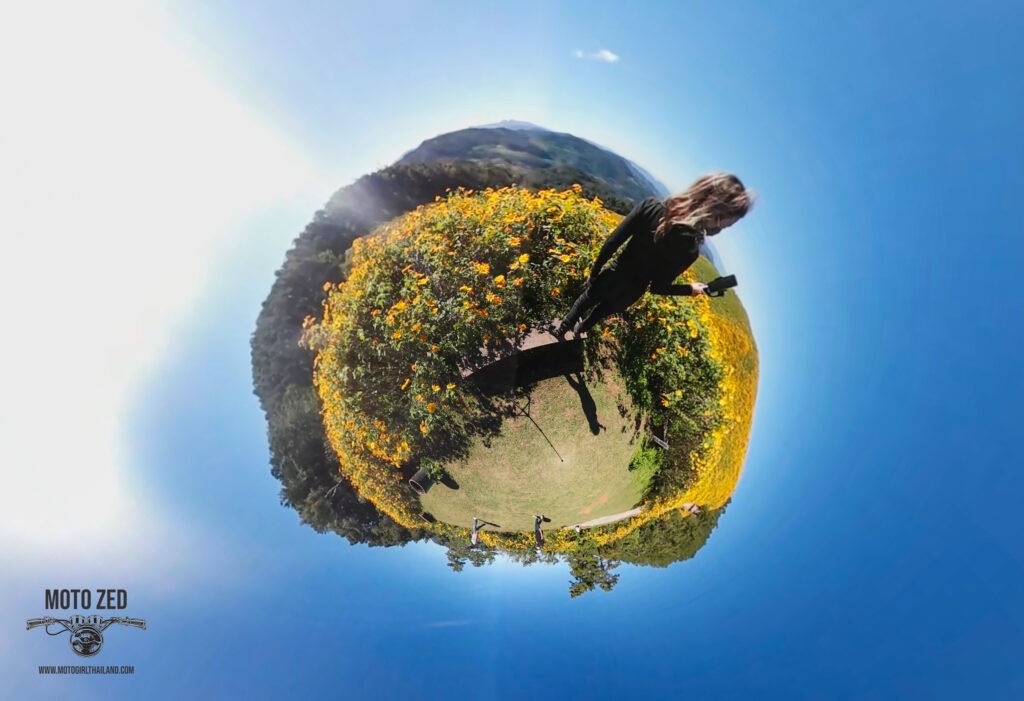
(252, 126), (758, 596)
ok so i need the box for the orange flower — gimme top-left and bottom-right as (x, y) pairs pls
(426, 402), (437, 413)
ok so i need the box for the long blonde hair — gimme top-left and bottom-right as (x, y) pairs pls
(655, 172), (754, 240)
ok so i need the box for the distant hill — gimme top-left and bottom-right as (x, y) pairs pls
(474, 121), (669, 198)
(398, 125), (665, 203)
(412, 122), (725, 269)
(475, 119), (548, 131)
(701, 241), (726, 273)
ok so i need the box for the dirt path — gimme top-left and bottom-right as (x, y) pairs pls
(572, 506), (643, 529)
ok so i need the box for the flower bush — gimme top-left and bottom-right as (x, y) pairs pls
(305, 185), (756, 551)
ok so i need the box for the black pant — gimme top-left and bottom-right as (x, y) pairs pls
(560, 270), (648, 335)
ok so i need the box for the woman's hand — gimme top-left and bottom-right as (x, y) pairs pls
(690, 282), (708, 296)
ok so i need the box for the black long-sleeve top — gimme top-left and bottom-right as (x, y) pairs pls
(591, 197), (702, 295)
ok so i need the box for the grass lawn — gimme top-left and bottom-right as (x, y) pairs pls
(419, 367), (644, 533)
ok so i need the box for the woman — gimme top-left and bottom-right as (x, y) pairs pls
(554, 172), (753, 339)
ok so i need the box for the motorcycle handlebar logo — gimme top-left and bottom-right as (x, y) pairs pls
(26, 615), (147, 657)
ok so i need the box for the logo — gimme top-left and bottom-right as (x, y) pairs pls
(27, 615), (146, 657)
(27, 589), (145, 658)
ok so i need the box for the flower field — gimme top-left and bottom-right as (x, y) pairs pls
(304, 186), (758, 552)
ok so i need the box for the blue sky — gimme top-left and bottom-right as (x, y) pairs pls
(2, 0), (1023, 698)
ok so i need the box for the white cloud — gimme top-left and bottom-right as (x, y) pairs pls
(573, 48), (621, 63)
(0, 1), (320, 558)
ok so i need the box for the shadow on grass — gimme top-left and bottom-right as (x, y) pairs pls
(563, 372), (603, 435)
(466, 339), (586, 394)
(512, 392), (564, 463)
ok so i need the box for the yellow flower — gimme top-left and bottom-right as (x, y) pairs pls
(420, 422), (428, 434)
(551, 288), (560, 297)
(509, 237), (521, 246)
(460, 285), (473, 294)
(494, 274), (506, 287)
(401, 378), (411, 391)
(518, 254), (530, 264)
(560, 254), (571, 263)
(417, 277), (428, 286)
(431, 384), (441, 392)
(475, 262), (490, 275)
(662, 399), (670, 407)
(446, 383), (456, 390)
(392, 330), (402, 339)
(513, 278), (524, 286)
(415, 394), (424, 402)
